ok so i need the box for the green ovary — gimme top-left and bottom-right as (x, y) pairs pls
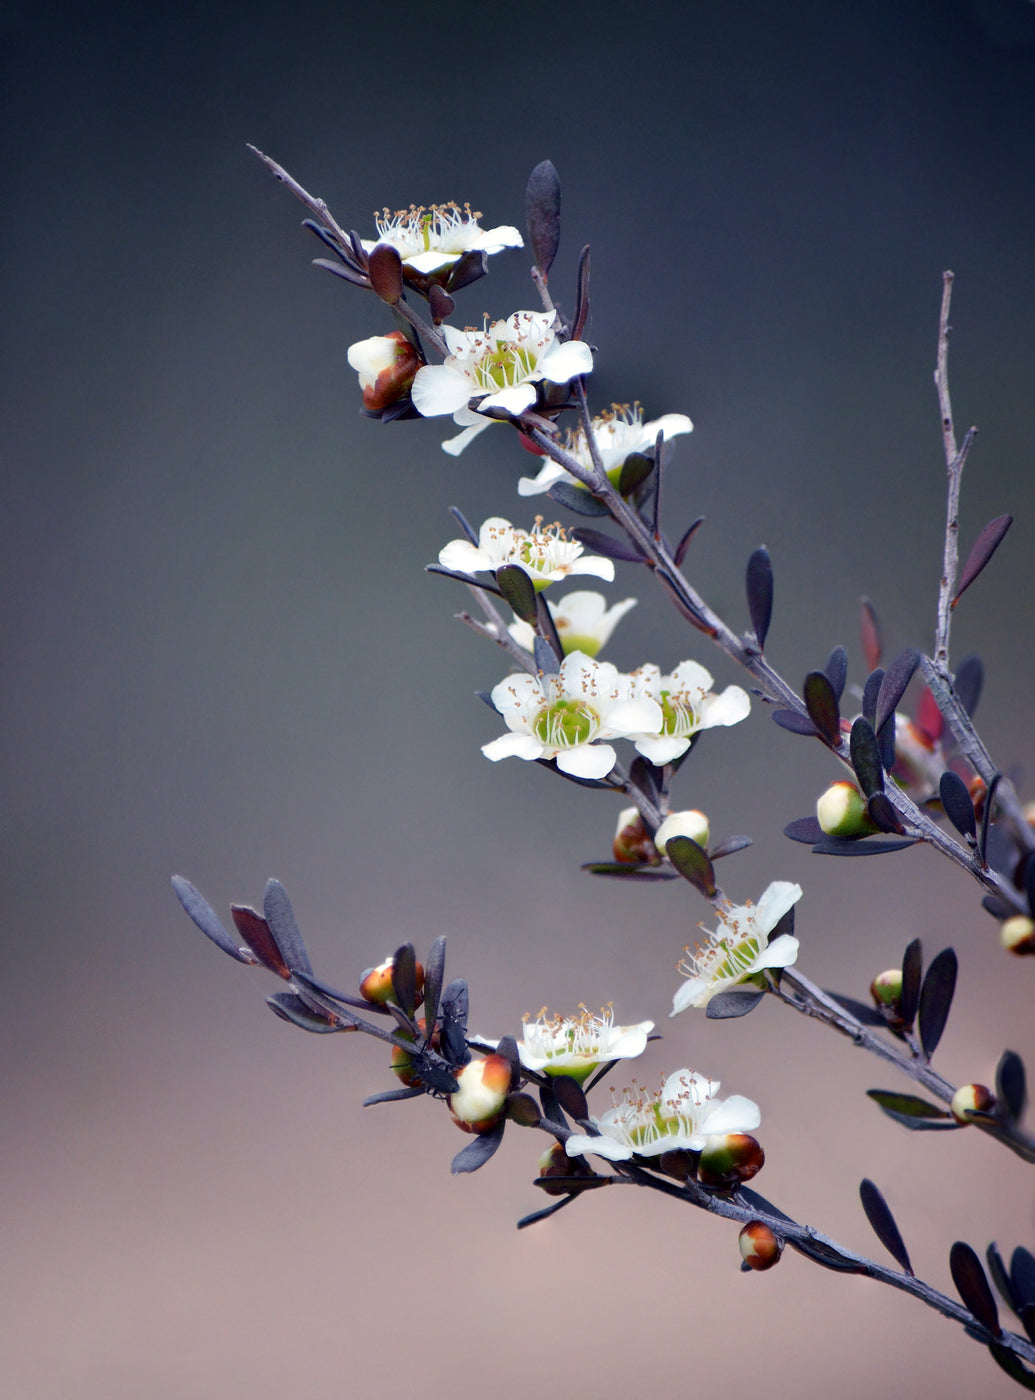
(659, 690), (699, 737)
(477, 342), (538, 392)
(533, 699), (598, 750)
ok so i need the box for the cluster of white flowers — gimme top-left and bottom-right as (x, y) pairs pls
(518, 404), (693, 496)
(361, 202), (523, 275)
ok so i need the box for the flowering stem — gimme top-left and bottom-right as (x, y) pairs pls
(776, 968), (1035, 1164)
(609, 1161), (1035, 1368)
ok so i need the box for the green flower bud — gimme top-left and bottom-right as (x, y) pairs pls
(816, 781), (879, 837)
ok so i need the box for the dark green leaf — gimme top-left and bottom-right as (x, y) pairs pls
(950, 1241), (1001, 1336)
(451, 1121), (505, 1175)
(867, 793), (905, 834)
(988, 1243), (1018, 1313)
(901, 939), (923, 1026)
(709, 835), (753, 860)
(811, 835), (918, 856)
(172, 876), (256, 965)
(390, 943), (418, 1019)
(867, 1089), (951, 1120)
(824, 645), (848, 701)
(850, 716), (884, 797)
(526, 160), (561, 275)
(533, 635), (561, 676)
(745, 547), (773, 650)
(939, 771), (976, 840)
(546, 479), (610, 516)
(572, 244), (591, 340)
(582, 862), (677, 881)
(955, 654), (984, 718)
(772, 709), (819, 736)
(570, 526), (646, 562)
(705, 988), (766, 1019)
(665, 835), (716, 897)
(266, 992), (341, 1033)
(550, 1074), (589, 1122)
(367, 242), (403, 304)
(422, 936), (447, 1045)
(979, 771), (1000, 868)
(997, 1050), (1027, 1122)
(824, 991), (888, 1026)
(989, 1343), (1035, 1391)
(618, 451), (654, 496)
(803, 670), (841, 745)
(674, 516), (706, 568)
(862, 667), (884, 726)
(496, 563), (538, 623)
(860, 597), (882, 671)
(875, 648), (920, 735)
(263, 879), (312, 976)
(1012, 1250), (1035, 1311)
(954, 515), (1012, 606)
(918, 947), (958, 1058)
(785, 816), (825, 843)
(859, 1178), (913, 1274)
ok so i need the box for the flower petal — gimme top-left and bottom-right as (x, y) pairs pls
(539, 339), (594, 383)
(697, 685), (752, 729)
(411, 364), (475, 417)
(555, 743), (617, 780)
(482, 733), (544, 762)
(755, 881), (804, 933)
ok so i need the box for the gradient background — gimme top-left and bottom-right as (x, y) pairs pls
(5, 1), (1035, 1395)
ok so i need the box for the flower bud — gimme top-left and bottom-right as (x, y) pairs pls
(696, 1133), (765, 1188)
(656, 1149), (697, 1183)
(950, 1083), (996, 1125)
(359, 955), (425, 1007)
(536, 1141), (596, 1196)
(449, 1054), (512, 1134)
(816, 781), (878, 837)
(613, 807), (659, 864)
(739, 1221), (783, 1271)
(347, 331), (420, 412)
(654, 810), (710, 855)
(1000, 915), (1035, 956)
(870, 968), (903, 1007)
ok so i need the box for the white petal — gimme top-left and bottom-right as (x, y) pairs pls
(441, 417), (495, 456)
(476, 224), (524, 251)
(411, 364), (475, 417)
(404, 249), (460, 274)
(517, 464), (570, 497)
(697, 685), (752, 729)
(760, 933), (800, 969)
(569, 555), (615, 581)
(634, 735), (690, 766)
(755, 881), (804, 934)
(700, 1094), (762, 1135)
(482, 733), (544, 762)
(645, 413), (694, 440)
(438, 539), (485, 572)
(556, 744), (617, 779)
(539, 338), (594, 383)
(670, 977), (709, 1015)
(605, 697), (664, 736)
(565, 1132), (632, 1162)
(668, 658), (715, 692)
(479, 383), (538, 416)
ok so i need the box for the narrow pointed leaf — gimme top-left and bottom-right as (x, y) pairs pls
(390, 943), (418, 1019)
(674, 515), (706, 568)
(263, 879), (312, 976)
(312, 257), (369, 287)
(1022, 1305), (1035, 1347)
(785, 816), (825, 843)
(860, 597), (882, 670)
(231, 904), (289, 978)
(705, 988), (766, 1019)
(918, 947), (958, 1058)
(901, 938), (923, 1026)
(859, 1178), (913, 1274)
(495, 1034), (521, 1088)
(824, 991), (888, 1027)
(988, 1243), (1018, 1313)
(867, 792), (905, 835)
(533, 635), (561, 678)
(363, 1086), (424, 1106)
(955, 653), (984, 718)
(665, 835), (716, 897)
(939, 771), (976, 840)
(978, 771), (1000, 868)
(824, 645), (848, 702)
(709, 835), (753, 860)
(862, 667), (884, 726)
(875, 648), (920, 735)
(850, 716), (884, 796)
(570, 526), (646, 562)
(803, 670), (841, 745)
(550, 1074), (589, 1122)
(954, 514), (1012, 606)
(867, 1089), (950, 1120)
(618, 451), (654, 497)
(745, 547), (773, 650)
(1012, 1249), (1035, 1310)
(449, 505), (479, 545)
(546, 480), (609, 516)
(451, 1121), (505, 1174)
(267, 992), (341, 1033)
(526, 159), (561, 276)
(771, 710), (819, 736)
(367, 242), (403, 304)
(950, 1241), (1001, 1336)
(496, 563), (538, 623)
(582, 862), (677, 881)
(171, 876), (256, 964)
(989, 1344), (1035, 1391)
(539, 1081), (567, 1130)
(997, 1050), (1027, 1122)
(811, 835), (918, 856)
(422, 936), (447, 1040)
(518, 1196), (578, 1229)
(572, 244), (591, 341)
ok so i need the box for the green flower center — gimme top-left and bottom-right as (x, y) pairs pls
(475, 340), (539, 392)
(532, 698), (598, 750)
(658, 689), (700, 738)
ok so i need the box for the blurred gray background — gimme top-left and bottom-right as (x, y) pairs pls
(4, 1), (1035, 1395)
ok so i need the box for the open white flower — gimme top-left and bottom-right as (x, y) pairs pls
(671, 881), (803, 1014)
(517, 1006), (654, 1084)
(627, 660), (751, 764)
(518, 405), (693, 496)
(507, 590), (637, 656)
(565, 1069), (761, 1161)
(440, 518), (614, 588)
(411, 311), (593, 455)
(483, 651), (662, 780)
(361, 202), (522, 275)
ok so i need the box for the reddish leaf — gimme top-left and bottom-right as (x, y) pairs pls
(953, 514), (1012, 607)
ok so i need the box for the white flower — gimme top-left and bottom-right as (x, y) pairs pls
(507, 590), (637, 656)
(361, 202), (522, 276)
(627, 660), (751, 764)
(411, 311), (593, 455)
(483, 651), (662, 780)
(516, 1006), (654, 1084)
(565, 1069), (761, 1161)
(346, 331), (419, 411)
(439, 518), (614, 588)
(518, 404), (693, 496)
(670, 881), (803, 1014)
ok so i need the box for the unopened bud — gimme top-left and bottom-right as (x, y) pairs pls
(697, 1133), (765, 1188)
(1001, 915), (1035, 956)
(449, 1054), (512, 1134)
(359, 955), (425, 1007)
(870, 968), (903, 1008)
(816, 781), (878, 837)
(951, 1083), (996, 1125)
(536, 1141), (596, 1196)
(654, 810), (710, 855)
(347, 331), (420, 411)
(613, 807), (659, 864)
(739, 1220), (783, 1271)
(656, 1149), (697, 1183)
